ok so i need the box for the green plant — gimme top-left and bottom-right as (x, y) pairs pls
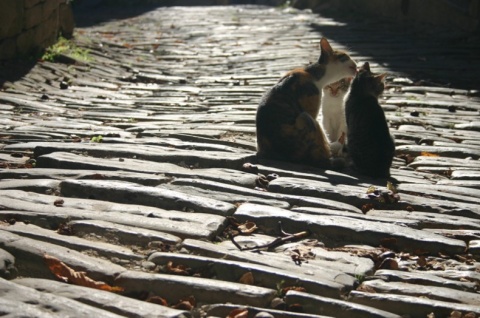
(90, 135), (103, 143)
(355, 273), (366, 284)
(41, 36), (91, 63)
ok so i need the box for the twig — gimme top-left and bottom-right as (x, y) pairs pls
(230, 221), (311, 252)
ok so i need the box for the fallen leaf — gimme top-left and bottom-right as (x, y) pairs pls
(361, 203), (374, 214)
(357, 283), (376, 293)
(172, 295), (196, 310)
(420, 152), (439, 157)
(146, 295), (168, 306)
(282, 286), (306, 296)
(237, 221), (258, 235)
(227, 308), (248, 318)
(165, 261), (191, 276)
(238, 271), (254, 285)
(380, 237), (397, 250)
(417, 255), (427, 268)
(53, 199), (64, 207)
(44, 254), (124, 292)
(378, 258), (399, 270)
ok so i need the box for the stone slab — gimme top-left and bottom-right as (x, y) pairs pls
(148, 252), (347, 299)
(0, 278), (125, 318)
(373, 269), (477, 292)
(2, 222), (143, 262)
(115, 270), (277, 308)
(366, 210), (480, 230)
(170, 177), (361, 212)
(0, 190), (225, 240)
(348, 290), (480, 318)
(360, 279), (480, 305)
(234, 203), (467, 255)
(4, 142), (256, 169)
(68, 219), (181, 248)
(59, 179), (236, 216)
(14, 278), (191, 318)
(33, 151), (258, 187)
(203, 303), (332, 318)
(285, 290), (401, 318)
(0, 230), (126, 285)
(180, 238), (359, 287)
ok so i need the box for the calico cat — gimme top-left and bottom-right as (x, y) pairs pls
(256, 37), (357, 167)
(321, 77), (352, 156)
(344, 62), (395, 178)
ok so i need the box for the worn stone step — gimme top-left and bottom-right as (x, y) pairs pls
(169, 178), (361, 212)
(365, 210), (480, 231)
(348, 290), (480, 318)
(147, 252), (347, 299)
(285, 290), (401, 318)
(360, 279), (480, 305)
(180, 238), (360, 287)
(68, 219), (181, 248)
(4, 142), (256, 169)
(115, 270), (277, 308)
(0, 190), (225, 240)
(0, 167), (172, 186)
(0, 178), (61, 193)
(0, 230), (125, 285)
(292, 207), (420, 228)
(234, 203), (467, 255)
(373, 269), (478, 293)
(33, 151), (258, 187)
(203, 304), (332, 318)
(396, 144), (480, 159)
(15, 278), (190, 318)
(268, 176), (480, 216)
(59, 179), (236, 216)
(0, 278), (126, 318)
(2, 222), (142, 262)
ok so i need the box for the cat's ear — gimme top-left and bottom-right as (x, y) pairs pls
(375, 73), (387, 82)
(362, 62), (370, 72)
(318, 37), (333, 63)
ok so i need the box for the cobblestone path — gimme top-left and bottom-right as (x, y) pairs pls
(1, 4), (480, 318)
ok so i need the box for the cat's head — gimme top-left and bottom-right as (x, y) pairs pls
(317, 38), (357, 81)
(352, 62), (387, 97)
(324, 77), (352, 97)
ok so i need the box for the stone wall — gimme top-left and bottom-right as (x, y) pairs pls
(0, 0), (74, 60)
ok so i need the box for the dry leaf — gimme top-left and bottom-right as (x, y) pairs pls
(227, 308), (248, 318)
(237, 221), (258, 235)
(54, 199), (64, 207)
(378, 258), (399, 270)
(361, 203), (374, 214)
(166, 261), (190, 276)
(146, 295), (168, 306)
(238, 271), (254, 285)
(172, 295), (196, 310)
(380, 237), (397, 250)
(417, 255), (427, 267)
(420, 152), (439, 157)
(357, 283), (376, 293)
(44, 254), (124, 292)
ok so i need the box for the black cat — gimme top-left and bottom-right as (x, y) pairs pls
(344, 62), (395, 178)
